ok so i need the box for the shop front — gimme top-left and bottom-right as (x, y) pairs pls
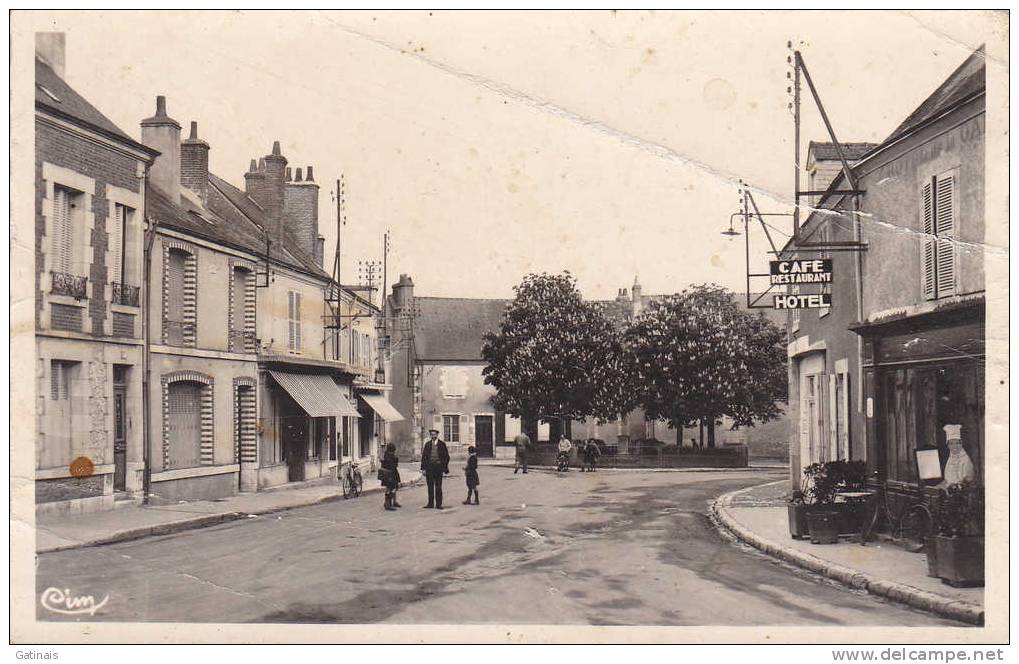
(855, 299), (985, 515)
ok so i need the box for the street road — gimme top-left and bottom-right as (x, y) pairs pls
(37, 467), (964, 625)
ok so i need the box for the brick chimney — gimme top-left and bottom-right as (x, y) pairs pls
(262, 141), (287, 247)
(315, 235), (326, 268)
(180, 121), (210, 204)
(141, 96), (181, 200)
(244, 158), (265, 203)
(284, 164), (320, 259)
(36, 32), (66, 79)
(393, 274), (415, 311)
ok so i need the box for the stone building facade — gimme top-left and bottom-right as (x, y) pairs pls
(34, 35), (159, 515)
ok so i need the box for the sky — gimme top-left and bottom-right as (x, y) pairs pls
(21, 10), (1003, 301)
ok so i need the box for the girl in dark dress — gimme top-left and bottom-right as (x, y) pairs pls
(381, 443), (402, 511)
(463, 446), (480, 505)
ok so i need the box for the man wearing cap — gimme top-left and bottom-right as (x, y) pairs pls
(420, 428), (451, 509)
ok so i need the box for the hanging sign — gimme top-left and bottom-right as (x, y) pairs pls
(773, 293), (832, 309)
(769, 259), (833, 285)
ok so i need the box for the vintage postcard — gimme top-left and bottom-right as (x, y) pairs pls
(9, 9), (1009, 646)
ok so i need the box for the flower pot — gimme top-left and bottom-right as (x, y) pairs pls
(924, 537), (939, 578)
(788, 503), (810, 539)
(806, 509), (841, 545)
(934, 535), (984, 587)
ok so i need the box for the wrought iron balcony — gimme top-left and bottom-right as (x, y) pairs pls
(229, 328), (258, 353)
(111, 282), (140, 307)
(50, 271), (87, 299)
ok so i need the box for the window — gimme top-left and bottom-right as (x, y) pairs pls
(109, 204), (129, 287)
(443, 414), (460, 443)
(45, 360), (78, 468)
(163, 245), (196, 346)
(288, 291), (302, 352)
(51, 186), (80, 276)
(440, 367), (468, 398)
(230, 267), (255, 352)
(166, 381), (202, 470)
(922, 172), (957, 300)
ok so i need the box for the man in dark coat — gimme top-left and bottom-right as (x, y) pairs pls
(420, 428), (450, 509)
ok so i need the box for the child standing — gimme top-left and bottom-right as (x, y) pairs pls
(381, 443), (402, 511)
(463, 446), (480, 505)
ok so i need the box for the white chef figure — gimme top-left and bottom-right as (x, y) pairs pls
(941, 424), (976, 486)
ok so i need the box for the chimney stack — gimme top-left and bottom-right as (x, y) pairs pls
(244, 157), (266, 204)
(315, 235), (326, 268)
(262, 141), (288, 246)
(35, 32), (66, 79)
(141, 96), (182, 200)
(393, 274), (415, 311)
(283, 161), (319, 259)
(180, 121), (210, 204)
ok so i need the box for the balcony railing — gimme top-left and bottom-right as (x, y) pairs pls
(229, 328), (258, 353)
(50, 271), (87, 299)
(111, 282), (140, 307)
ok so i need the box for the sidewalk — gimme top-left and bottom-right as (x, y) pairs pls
(711, 480), (984, 625)
(36, 465), (421, 555)
(477, 458), (787, 471)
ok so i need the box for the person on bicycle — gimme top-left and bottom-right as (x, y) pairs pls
(381, 443), (401, 511)
(557, 435), (573, 472)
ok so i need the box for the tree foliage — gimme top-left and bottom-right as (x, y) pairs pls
(624, 284), (787, 438)
(481, 272), (632, 424)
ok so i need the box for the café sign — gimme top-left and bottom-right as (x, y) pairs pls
(769, 259), (833, 285)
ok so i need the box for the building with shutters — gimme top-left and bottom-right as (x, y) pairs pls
(33, 35), (160, 515)
(785, 47), (985, 505)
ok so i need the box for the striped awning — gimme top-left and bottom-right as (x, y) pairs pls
(358, 393), (405, 423)
(268, 370), (360, 417)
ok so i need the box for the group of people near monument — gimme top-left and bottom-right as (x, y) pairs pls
(377, 428), (604, 511)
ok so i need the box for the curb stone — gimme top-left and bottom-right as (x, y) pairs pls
(37, 471), (423, 555)
(710, 483), (984, 626)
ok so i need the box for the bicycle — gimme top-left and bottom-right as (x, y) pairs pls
(859, 472), (933, 552)
(340, 461), (363, 499)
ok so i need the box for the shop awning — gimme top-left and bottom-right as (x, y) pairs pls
(268, 370), (361, 417)
(358, 393), (406, 422)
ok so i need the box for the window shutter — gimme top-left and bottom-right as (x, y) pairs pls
(827, 373), (838, 461)
(921, 180), (936, 300)
(110, 205), (125, 285)
(295, 292), (302, 350)
(53, 188), (73, 274)
(934, 174), (956, 298)
(287, 291), (295, 350)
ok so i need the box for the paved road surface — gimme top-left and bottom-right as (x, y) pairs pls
(36, 467), (965, 625)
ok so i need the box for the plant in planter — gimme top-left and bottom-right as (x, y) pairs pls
(799, 461), (868, 544)
(787, 489), (810, 540)
(932, 480), (984, 587)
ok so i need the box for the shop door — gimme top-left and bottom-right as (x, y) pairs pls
(113, 385), (127, 491)
(475, 415), (494, 457)
(167, 382), (201, 470)
(282, 404), (307, 482)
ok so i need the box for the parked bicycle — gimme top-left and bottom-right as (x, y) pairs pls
(340, 461), (363, 499)
(859, 471), (933, 552)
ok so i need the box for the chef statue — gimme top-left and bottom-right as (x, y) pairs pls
(941, 424), (976, 486)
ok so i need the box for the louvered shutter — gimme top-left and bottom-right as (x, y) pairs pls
(287, 291), (295, 350)
(827, 374), (838, 461)
(934, 175), (956, 298)
(53, 188), (74, 274)
(921, 181), (936, 300)
(109, 205), (125, 285)
(294, 292), (302, 351)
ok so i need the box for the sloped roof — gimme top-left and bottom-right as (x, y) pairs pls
(885, 46), (985, 143)
(35, 58), (156, 156)
(149, 185), (265, 256)
(807, 141), (879, 162)
(413, 297), (510, 360)
(207, 173), (330, 280)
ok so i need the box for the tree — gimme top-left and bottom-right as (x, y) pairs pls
(481, 272), (632, 441)
(624, 284), (786, 447)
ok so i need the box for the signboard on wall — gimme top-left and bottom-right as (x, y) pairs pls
(774, 293), (832, 309)
(770, 259), (833, 285)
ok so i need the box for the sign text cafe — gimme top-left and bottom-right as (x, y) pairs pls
(771, 259), (833, 310)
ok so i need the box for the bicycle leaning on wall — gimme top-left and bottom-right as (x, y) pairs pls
(339, 460), (363, 499)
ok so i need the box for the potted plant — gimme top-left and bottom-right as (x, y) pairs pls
(932, 480), (984, 587)
(787, 489), (810, 539)
(802, 462), (841, 544)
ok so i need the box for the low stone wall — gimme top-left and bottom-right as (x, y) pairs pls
(525, 443), (749, 469)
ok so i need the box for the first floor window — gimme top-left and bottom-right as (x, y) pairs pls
(51, 185), (81, 276)
(443, 414), (460, 443)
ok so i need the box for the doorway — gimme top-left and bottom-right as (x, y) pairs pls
(113, 365), (128, 491)
(280, 398), (307, 482)
(475, 415), (494, 457)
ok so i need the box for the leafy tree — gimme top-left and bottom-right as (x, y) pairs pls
(482, 272), (632, 441)
(624, 284), (786, 447)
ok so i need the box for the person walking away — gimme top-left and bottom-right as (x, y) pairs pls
(420, 428), (450, 509)
(463, 446), (480, 505)
(380, 442), (402, 510)
(513, 430), (531, 474)
(582, 439), (601, 472)
(557, 435), (573, 472)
